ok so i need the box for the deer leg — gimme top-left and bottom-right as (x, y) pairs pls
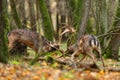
(79, 54), (86, 62)
(87, 51), (96, 64)
(100, 54), (105, 67)
(70, 50), (79, 69)
(98, 50), (105, 67)
(71, 50), (79, 61)
(96, 47), (105, 67)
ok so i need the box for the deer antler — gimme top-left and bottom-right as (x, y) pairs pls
(61, 25), (76, 36)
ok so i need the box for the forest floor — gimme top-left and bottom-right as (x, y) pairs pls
(1, 53), (120, 80)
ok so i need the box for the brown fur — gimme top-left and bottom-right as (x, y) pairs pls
(7, 29), (61, 54)
(8, 29), (39, 53)
(67, 35), (105, 67)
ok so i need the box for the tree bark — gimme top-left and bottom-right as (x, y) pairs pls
(0, 0), (8, 63)
(10, 0), (22, 28)
(108, 30), (120, 59)
(38, 0), (54, 41)
(18, 0), (27, 28)
(107, 0), (118, 30)
(108, 0), (120, 59)
(77, 0), (91, 39)
(29, 0), (36, 31)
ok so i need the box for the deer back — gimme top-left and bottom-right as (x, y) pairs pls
(79, 35), (100, 54)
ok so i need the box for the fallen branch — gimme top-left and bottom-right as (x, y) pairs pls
(24, 56), (120, 72)
(24, 56), (100, 71)
(24, 56), (70, 65)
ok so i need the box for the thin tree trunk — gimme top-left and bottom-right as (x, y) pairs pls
(38, 0), (54, 41)
(68, 0), (84, 29)
(95, 0), (108, 34)
(29, 0), (36, 31)
(19, 0), (27, 28)
(107, 0), (118, 30)
(77, 0), (91, 39)
(108, 0), (120, 59)
(108, 29), (120, 59)
(93, 0), (108, 50)
(113, 0), (120, 27)
(10, 0), (22, 28)
(0, 0), (8, 63)
(36, 0), (41, 32)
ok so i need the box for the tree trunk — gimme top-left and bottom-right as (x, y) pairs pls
(0, 0), (8, 63)
(36, 0), (42, 32)
(66, 0), (84, 45)
(93, 0), (108, 50)
(29, 0), (36, 31)
(10, 0), (22, 28)
(38, 0), (54, 41)
(77, 0), (91, 40)
(108, 0), (120, 59)
(18, 0), (27, 28)
(95, 0), (108, 34)
(68, 0), (84, 29)
(108, 30), (120, 59)
(107, 0), (118, 30)
(113, 0), (120, 27)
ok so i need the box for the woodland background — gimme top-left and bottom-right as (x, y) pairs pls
(0, 0), (120, 79)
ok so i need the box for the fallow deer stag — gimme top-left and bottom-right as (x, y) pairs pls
(7, 29), (40, 53)
(66, 35), (105, 67)
(7, 29), (63, 54)
(60, 25), (105, 67)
